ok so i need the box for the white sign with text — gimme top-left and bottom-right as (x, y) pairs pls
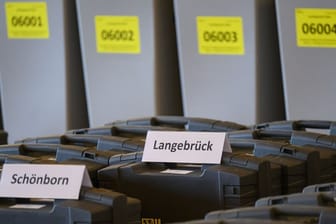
(0, 164), (92, 199)
(142, 131), (231, 164)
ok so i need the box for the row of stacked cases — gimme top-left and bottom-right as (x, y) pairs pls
(0, 116), (336, 223)
(179, 182), (336, 224)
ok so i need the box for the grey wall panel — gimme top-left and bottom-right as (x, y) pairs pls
(276, 0), (336, 120)
(76, 0), (182, 127)
(174, 0), (285, 125)
(0, 0), (88, 143)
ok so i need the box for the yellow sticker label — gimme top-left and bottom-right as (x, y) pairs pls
(95, 16), (141, 54)
(141, 218), (161, 224)
(197, 16), (245, 55)
(296, 8), (336, 48)
(5, 2), (49, 39)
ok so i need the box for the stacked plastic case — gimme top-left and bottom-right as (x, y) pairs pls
(2, 115), (335, 223)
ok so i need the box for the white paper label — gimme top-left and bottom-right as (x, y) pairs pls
(10, 204), (46, 209)
(160, 169), (193, 175)
(0, 164), (92, 199)
(142, 131), (231, 164)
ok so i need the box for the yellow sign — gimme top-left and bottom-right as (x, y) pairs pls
(5, 2), (49, 39)
(296, 8), (336, 48)
(197, 16), (245, 55)
(95, 16), (141, 54)
(141, 218), (161, 224)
